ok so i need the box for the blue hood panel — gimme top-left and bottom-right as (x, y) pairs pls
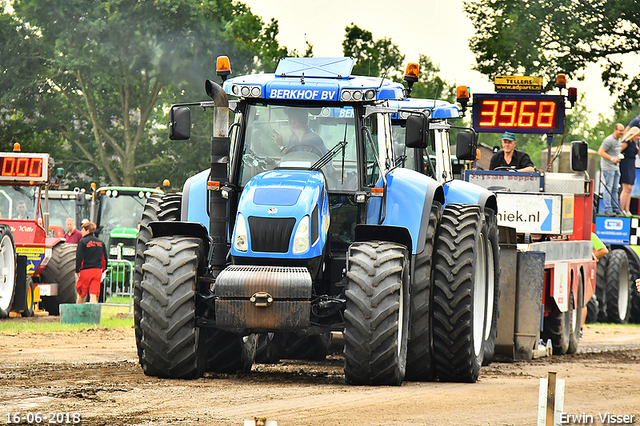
(232, 170), (329, 260)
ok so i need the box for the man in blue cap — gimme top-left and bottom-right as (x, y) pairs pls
(489, 132), (535, 172)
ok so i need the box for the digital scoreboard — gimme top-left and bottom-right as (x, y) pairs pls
(471, 93), (565, 134)
(0, 153), (49, 183)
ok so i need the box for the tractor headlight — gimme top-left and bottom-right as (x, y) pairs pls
(234, 213), (248, 252)
(292, 215), (310, 254)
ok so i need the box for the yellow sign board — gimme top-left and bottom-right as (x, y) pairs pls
(494, 75), (543, 92)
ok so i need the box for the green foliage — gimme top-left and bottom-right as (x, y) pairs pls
(464, 0), (640, 110)
(2, 0), (285, 188)
(255, 18), (312, 73)
(342, 23), (405, 79)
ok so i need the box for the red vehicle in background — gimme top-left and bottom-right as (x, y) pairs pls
(0, 145), (77, 318)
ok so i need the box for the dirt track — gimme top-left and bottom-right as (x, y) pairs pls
(1, 320), (639, 426)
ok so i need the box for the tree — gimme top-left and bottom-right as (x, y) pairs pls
(464, 0), (640, 111)
(3, 0), (290, 188)
(257, 18), (313, 73)
(342, 24), (404, 79)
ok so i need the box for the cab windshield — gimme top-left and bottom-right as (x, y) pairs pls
(0, 186), (39, 220)
(98, 192), (147, 234)
(237, 104), (359, 192)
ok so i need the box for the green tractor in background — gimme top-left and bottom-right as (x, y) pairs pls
(93, 186), (164, 301)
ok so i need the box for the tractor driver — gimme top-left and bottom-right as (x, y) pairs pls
(272, 108), (328, 157)
(16, 201), (29, 220)
(489, 132), (535, 172)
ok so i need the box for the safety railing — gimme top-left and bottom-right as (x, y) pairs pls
(101, 259), (134, 312)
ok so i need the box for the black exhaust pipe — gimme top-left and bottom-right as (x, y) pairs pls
(205, 80), (230, 273)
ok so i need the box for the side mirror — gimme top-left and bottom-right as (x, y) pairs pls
(571, 140), (588, 172)
(75, 192), (86, 206)
(405, 115), (429, 149)
(169, 107), (191, 140)
(456, 130), (478, 161)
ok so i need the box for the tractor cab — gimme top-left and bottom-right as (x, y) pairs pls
(94, 186), (163, 262)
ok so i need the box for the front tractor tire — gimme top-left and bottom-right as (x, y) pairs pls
(343, 241), (410, 386)
(40, 243), (77, 316)
(405, 203), (440, 381)
(138, 236), (207, 379)
(134, 194), (182, 360)
(432, 204), (487, 383)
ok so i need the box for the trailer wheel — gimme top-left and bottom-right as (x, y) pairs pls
(0, 227), (16, 319)
(343, 241), (410, 386)
(21, 276), (35, 317)
(482, 210), (500, 366)
(405, 203), (440, 381)
(542, 274), (576, 355)
(134, 194), (182, 360)
(281, 332), (331, 361)
(432, 204), (486, 383)
(586, 256), (608, 323)
(604, 249), (631, 323)
(203, 330), (256, 373)
(255, 333), (283, 364)
(138, 236), (206, 379)
(40, 243), (77, 316)
(567, 271), (584, 354)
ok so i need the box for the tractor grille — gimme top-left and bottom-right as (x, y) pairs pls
(109, 237), (136, 261)
(248, 217), (296, 253)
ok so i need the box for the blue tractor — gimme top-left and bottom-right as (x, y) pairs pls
(135, 57), (496, 384)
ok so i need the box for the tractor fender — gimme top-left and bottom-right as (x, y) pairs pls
(443, 179), (498, 213)
(181, 169), (213, 233)
(365, 168), (444, 255)
(149, 221), (211, 257)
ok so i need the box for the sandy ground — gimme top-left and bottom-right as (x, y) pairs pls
(1, 319), (639, 426)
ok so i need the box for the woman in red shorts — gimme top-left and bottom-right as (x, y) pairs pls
(75, 221), (107, 304)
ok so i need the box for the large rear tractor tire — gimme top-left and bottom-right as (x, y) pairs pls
(405, 203), (440, 381)
(482, 211), (500, 366)
(432, 204), (487, 383)
(138, 236), (207, 379)
(604, 249), (631, 323)
(134, 194), (182, 360)
(0, 227), (16, 319)
(40, 243), (77, 316)
(343, 241), (410, 386)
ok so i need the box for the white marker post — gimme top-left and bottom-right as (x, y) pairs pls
(537, 371), (565, 426)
